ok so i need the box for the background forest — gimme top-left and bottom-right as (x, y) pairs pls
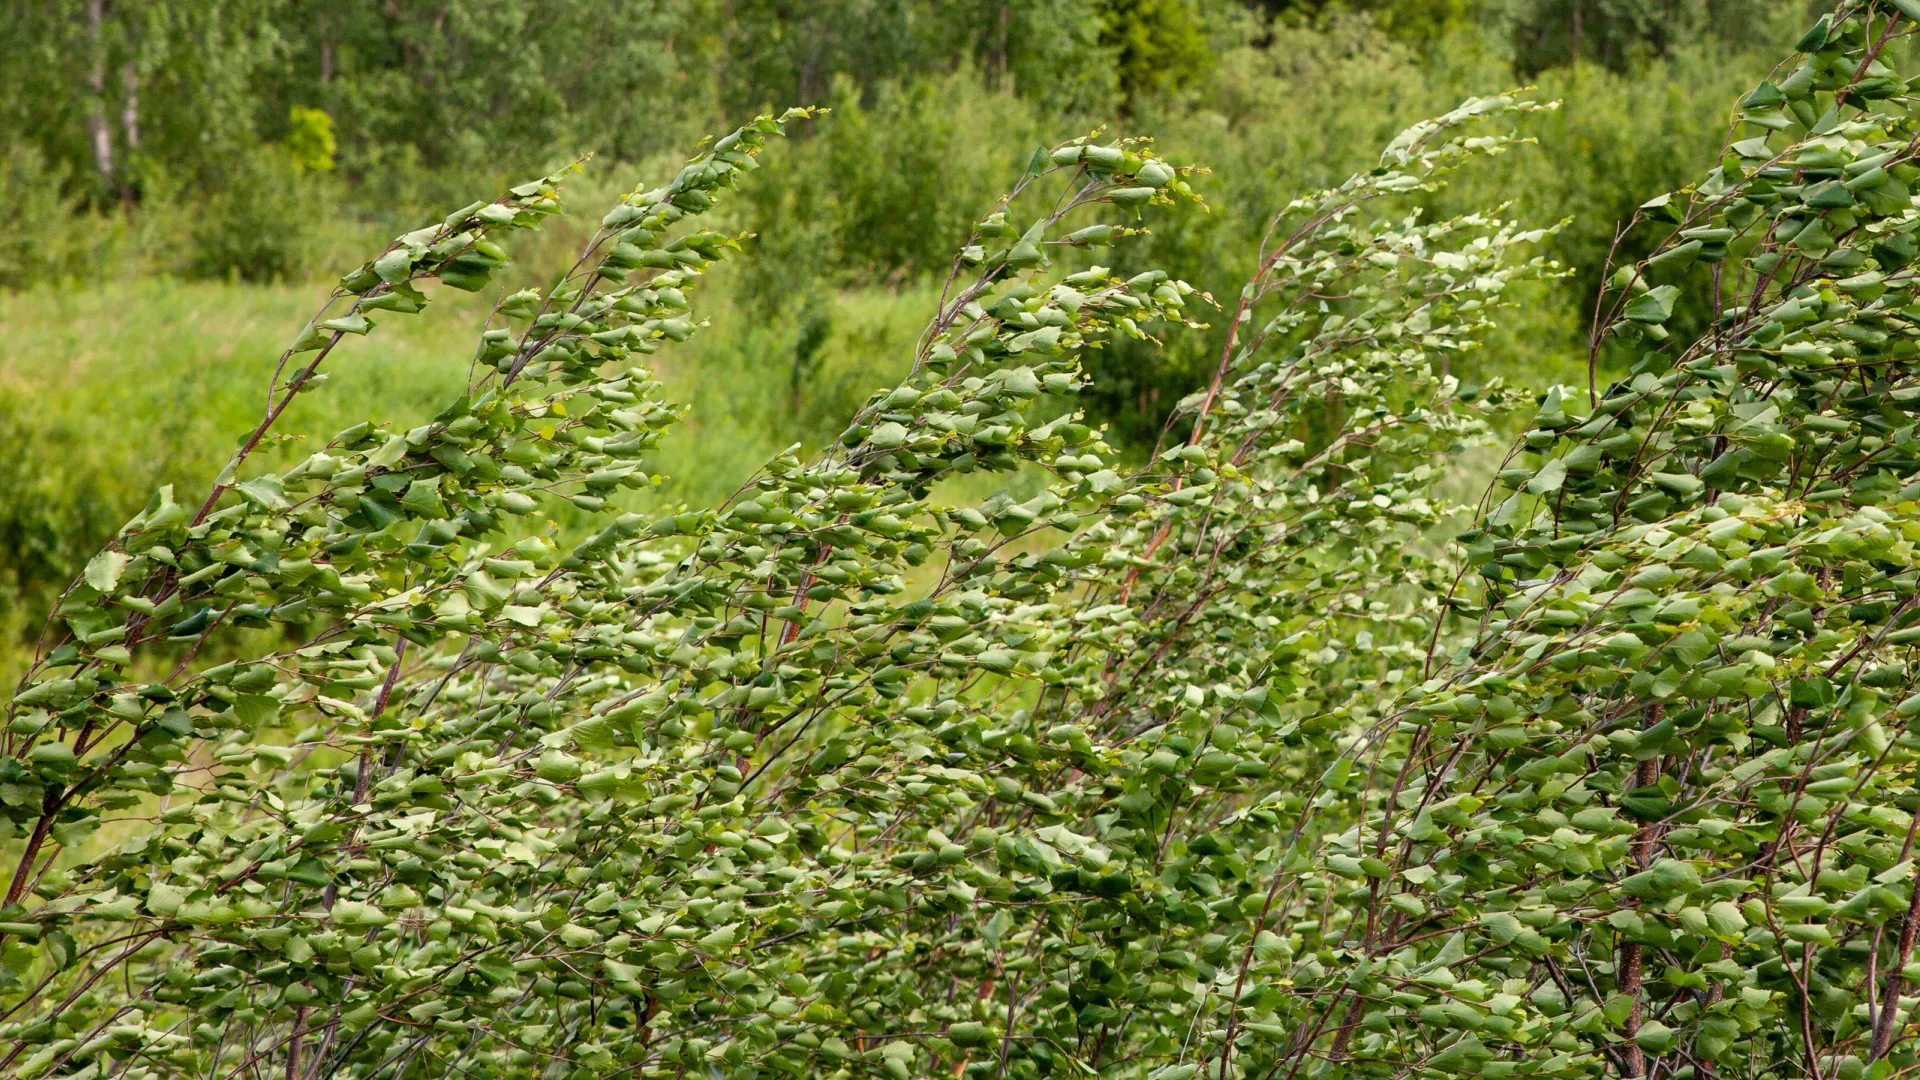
(0, 0), (1815, 668)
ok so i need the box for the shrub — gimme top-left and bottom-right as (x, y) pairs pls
(0, 94), (1543, 1078)
(188, 145), (337, 283)
(0, 146), (92, 291)
(1279, 6), (1920, 1076)
(286, 106), (338, 174)
(6, 7), (1919, 1079)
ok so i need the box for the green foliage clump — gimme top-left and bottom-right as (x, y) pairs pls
(0, 146), (92, 291)
(1099, 0), (1214, 108)
(11, 7), (1920, 1080)
(286, 106), (337, 175)
(1276, 6), (1920, 1076)
(0, 89), (1552, 1078)
(189, 146), (339, 282)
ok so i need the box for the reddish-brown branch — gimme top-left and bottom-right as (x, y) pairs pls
(3, 789), (61, 907)
(1619, 707), (1662, 1078)
(1873, 857), (1920, 1059)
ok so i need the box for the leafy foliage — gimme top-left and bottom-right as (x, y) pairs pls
(0, 85), (1555, 1079)
(1272, 4), (1920, 1077)
(14, 5), (1920, 1080)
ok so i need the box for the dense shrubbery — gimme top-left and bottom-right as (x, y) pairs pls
(14, 5), (1920, 1079)
(21, 7), (1920, 1080)
(0, 91), (1550, 1078)
(0, 1), (1795, 304)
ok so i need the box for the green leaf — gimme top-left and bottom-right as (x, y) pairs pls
(536, 750), (582, 783)
(1622, 285), (1679, 324)
(401, 475), (448, 517)
(1634, 1021), (1677, 1054)
(948, 1022), (992, 1048)
(1526, 457), (1567, 494)
(1621, 859), (1701, 900)
(329, 901), (391, 928)
(234, 694), (281, 728)
(83, 550), (130, 593)
(373, 247), (413, 283)
(145, 882), (185, 917)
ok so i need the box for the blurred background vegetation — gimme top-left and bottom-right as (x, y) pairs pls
(0, 0), (1822, 657)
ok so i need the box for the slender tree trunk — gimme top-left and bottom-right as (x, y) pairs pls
(118, 62), (137, 149)
(1570, 1), (1583, 69)
(796, 9), (821, 106)
(84, 0), (115, 187)
(116, 57), (138, 205)
(1617, 939), (1645, 1077)
(1872, 859), (1920, 1057)
(994, 3), (1011, 90)
(316, 3), (334, 85)
(284, 1005), (305, 1080)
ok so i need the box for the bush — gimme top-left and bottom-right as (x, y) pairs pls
(9, 8), (1920, 1079)
(741, 70), (1049, 292)
(187, 145), (339, 282)
(0, 98), (1524, 1080)
(0, 146), (97, 291)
